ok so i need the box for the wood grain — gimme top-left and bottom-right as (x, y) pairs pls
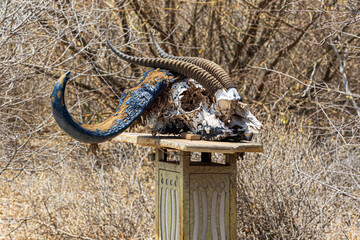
(115, 133), (263, 153)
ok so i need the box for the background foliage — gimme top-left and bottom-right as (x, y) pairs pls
(0, 0), (359, 239)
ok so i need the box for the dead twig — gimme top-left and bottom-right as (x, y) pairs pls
(329, 35), (360, 117)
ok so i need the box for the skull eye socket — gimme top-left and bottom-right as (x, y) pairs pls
(180, 86), (210, 112)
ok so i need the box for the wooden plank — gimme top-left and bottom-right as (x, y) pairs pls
(115, 133), (263, 154)
(180, 133), (201, 140)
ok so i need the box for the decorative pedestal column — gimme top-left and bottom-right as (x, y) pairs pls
(115, 133), (262, 240)
(156, 150), (238, 240)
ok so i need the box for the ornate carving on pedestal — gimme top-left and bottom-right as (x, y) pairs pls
(159, 170), (180, 240)
(190, 174), (230, 240)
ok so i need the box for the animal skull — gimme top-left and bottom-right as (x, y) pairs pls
(147, 80), (261, 141)
(50, 33), (262, 144)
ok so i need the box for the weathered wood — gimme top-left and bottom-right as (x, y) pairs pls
(180, 133), (201, 140)
(115, 133), (262, 154)
(226, 153), (238, 240)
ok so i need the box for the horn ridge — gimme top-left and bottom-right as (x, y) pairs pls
(150, 31), (236, 89)
(150, 31), (176, 60)
(107, 40), (223, 95)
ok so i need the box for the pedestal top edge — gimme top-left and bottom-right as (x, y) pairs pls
(115, 133), (263, 153)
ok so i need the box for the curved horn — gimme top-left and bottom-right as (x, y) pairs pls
(150, 31), (236, 89)
(107, 40), (223, 96)
(51, 70), (175, 143)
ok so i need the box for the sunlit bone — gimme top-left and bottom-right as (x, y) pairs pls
(146, 80), (262, 141)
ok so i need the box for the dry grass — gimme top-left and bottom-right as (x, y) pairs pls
(238, 118), (360, 239)
(1, 118), (359, 239)
(1, 141), (156, 239)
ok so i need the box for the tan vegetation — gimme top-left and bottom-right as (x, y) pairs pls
(0, 0), (359, 239)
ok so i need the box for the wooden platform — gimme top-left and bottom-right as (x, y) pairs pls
(115, 133), (262, 154)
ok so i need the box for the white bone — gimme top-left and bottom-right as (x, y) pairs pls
(147, 79), (262, 140)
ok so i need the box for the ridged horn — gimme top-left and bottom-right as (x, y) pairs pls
(150, 31), (236, 89)
(107, 40), (223, 96)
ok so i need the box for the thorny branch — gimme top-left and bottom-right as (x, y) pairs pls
(330, 35), (360, 116)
